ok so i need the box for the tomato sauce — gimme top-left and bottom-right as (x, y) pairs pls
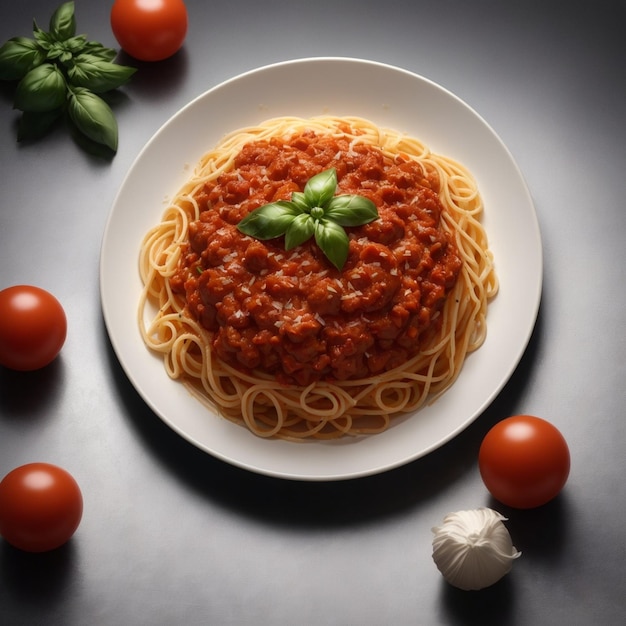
(171, 130), (462, 385)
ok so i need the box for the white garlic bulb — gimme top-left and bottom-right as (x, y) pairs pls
(431, 508), (521, 591)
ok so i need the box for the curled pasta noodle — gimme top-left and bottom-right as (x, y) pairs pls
(138, 116), (497, 440)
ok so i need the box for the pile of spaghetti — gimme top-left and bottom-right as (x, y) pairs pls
(138, 116), (497, 440)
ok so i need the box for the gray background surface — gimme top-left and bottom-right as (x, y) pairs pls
(1, 1), (624, 624)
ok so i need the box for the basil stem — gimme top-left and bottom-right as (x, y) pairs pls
(237, 168), (379, 270)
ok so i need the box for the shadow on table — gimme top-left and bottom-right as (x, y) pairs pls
(437, 492), (569, 625)
(439, 574), (516, 626)
(115, 47), (190, 100)
(0, 358), (65, 421)
(0, 540), (78, 609)
(100, 301), (545, 530)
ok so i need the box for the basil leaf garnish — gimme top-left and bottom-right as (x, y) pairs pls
(237, 167), (379, 270)
(285, 212), (316, 250)
(290, 191), (310, 213)
(67, 88), (118, 151)
(238, 201), (302, 239)
(325, 194), (378, 226)
(315, 219), (350, 271)
(304, 168), (337, 208)
(15, 63), (66, 112)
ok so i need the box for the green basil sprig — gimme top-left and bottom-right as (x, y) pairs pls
(0, 1), (135, 154)
(237, 168), (379, 270)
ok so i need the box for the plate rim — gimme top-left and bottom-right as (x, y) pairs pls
(100, 56), (542, 481)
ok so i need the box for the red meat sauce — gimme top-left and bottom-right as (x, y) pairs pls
(170, 130), (462, 386)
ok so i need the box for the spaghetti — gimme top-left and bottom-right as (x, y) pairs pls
(138, 116), (497, 440)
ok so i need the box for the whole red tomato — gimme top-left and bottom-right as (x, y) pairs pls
(0, 463), (83, 552)
(0, 285), (67, 371)
(479, 415), (570, 509)
(111, 0), (188, 62)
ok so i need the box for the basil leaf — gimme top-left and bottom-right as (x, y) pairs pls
(0, 37), (45, 81)
(1, 4), (135, 155)
(81, 42), (117, 62)
(17, 108), (62, 141)
(325, 194), (379, 226)
(46, 41), (73, 63)
(68, 56), (136, 93)
(33, 23), (54, 51)
(290, 191), (310, 213)
(64, 35), (87, 54)
(315, 219), (350, 270)
(236, 168), (379, 267)
(49, 1), (76, 41)
(285, 213), (315, 249)
(67, 88), (118, 151)
(14, 63), (67, 112)
(304, 168), (337, 208)
(237, 201), (301, 240)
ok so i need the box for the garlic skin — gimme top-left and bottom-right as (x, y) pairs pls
(432, 508), (521, 591)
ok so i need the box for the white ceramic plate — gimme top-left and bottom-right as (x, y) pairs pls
(100, 58), (542, 481)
